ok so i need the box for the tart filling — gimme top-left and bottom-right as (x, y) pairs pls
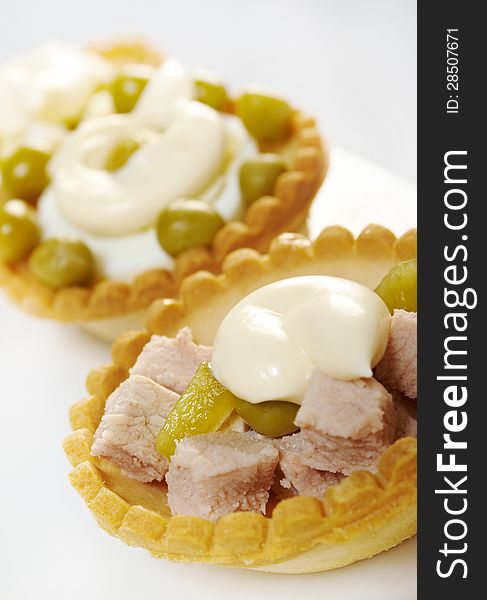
(90, 265), (417, 523)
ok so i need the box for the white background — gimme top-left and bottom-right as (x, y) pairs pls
(0, 1), (417, 599)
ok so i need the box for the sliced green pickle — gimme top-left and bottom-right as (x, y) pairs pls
(1, 146), (51, 203)
(0, 200), (41, 263)
(104, 138), (141, 171)
(235, 398), (299, 437)
(375, 258), (417, 313)
(156, 362), (236, 459)
(239, 153), (286, 204)
(156, 199), (224, 256)
(28, 238), (94, 289)
(110, 73), (148, 113)
(194, 77), (228, 111)
(235, 91), (292, 141)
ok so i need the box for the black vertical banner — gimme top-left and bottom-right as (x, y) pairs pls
(418, 1), (485, 597)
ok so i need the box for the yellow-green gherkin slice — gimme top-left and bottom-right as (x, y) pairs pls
(155, 362), (236, 459)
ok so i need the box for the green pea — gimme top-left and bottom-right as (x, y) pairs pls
(235, 91), (293, 141)
(235, 398), (299, 437)
(194, 77), (228, 111)
(104, 139), (141, 171)
(375, 258), (417, 313)
(1, 146), (51, 203)
(156, 199), (224, 257)
(29, 238), (95, 289)
(239, 153), (286, 204)
(0, 200), (41, 263)
(110, 73), (148, 113)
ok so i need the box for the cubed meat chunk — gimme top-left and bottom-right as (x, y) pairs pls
(392, 391), (417, 439)
(374, 309), (417, 399)
(295, 371), (396, 475)
(166, 431), (279, 521)
(130, 327), (212, 394)
(91, 375), (179, 482)
(278, 434), (343, 499)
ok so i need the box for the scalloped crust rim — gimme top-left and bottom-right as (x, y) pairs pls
(144, 225), (417, 345)
(65, 428), (416, 572)
(0, 111), (327, 322)
(63, 225), (417, 572)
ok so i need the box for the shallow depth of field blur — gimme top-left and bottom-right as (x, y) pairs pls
(0, 0), (416, 181)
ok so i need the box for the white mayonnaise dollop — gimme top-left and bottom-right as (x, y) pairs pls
(0, 42), (113, 149)
(211, 276), (391, 405)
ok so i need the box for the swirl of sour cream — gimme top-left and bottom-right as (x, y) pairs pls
(37, 57), (257, 280)
(211, 276), (391, 405)
(46, 59), (226, 236)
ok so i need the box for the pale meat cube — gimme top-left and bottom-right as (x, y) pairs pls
(91, 375), (178, 482)
(295, 371), (396, 475)
(166, 431), (279, 522)
(130, 327), (212, 394)
(375, 309), (417, 399)
(392, 391), (417, 439)
(278, 434), (343, 499)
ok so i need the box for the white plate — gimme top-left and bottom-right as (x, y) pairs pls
(308, 148), (416, 238)
(0, 148), (417, 600)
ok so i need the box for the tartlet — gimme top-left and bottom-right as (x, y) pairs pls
(64, 224), (417, 573)
(0, 40), (327, 340)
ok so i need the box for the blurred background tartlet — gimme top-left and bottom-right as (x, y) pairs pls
(0, 39), (327, 340)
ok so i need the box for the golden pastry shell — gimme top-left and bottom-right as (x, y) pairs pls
(63, 225), (417, 573)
